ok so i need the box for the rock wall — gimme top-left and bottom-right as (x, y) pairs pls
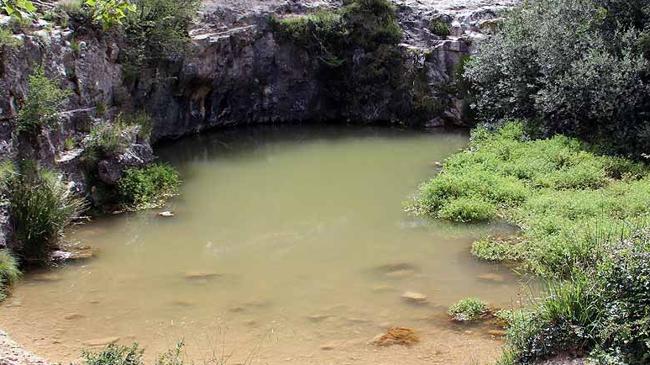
(0, 0), (514, 148)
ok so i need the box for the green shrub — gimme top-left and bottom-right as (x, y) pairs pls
(448, 297), (489, 321)
(117, 112), (153, 141)
(438, 196), (496, 222)
(82, 343), (144, 365)
(0, 26), (20, 49)
(5, 162), (85, 266)
(0, 250), (20, 301)
(120, 0), (200, 81)
(429, 19), (450, 37)
(16, 67), (71, 137)
(118, 163), (180, 209)
(471, 237), (519, 261)
(86, 122), (130, 159)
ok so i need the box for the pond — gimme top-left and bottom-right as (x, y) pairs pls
(0, 125), (528, 364)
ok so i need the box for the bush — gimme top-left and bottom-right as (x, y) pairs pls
(0, 26), (20, 49)
(118, 163), (180, 209)
(120, 0), (200, 81)
(464, 0), (650, 157)
(438, 196), (496, 222)
(0, 250), (20, 301)
(5, 162), (85, 266)
(471, 236), (519, 261)
(448, 297), (489, 321)
(429, 19), (450, 37)
(16, 67), (71, 137)
(82, 343), (144, 365)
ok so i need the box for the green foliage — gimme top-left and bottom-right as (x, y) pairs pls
(118, 163), (180, 209)
(0, 26), (20, 49)
(429, 18), (450, 37)
(0, 250), (20, 301)
(0, 0), (36, 19)
(465, 0), (650, 157)
(448, 297), (488, 321)
(5, 161), (85, 266)
(64, 136), (76, 151)
(82, 343), (144, 365)
(84, 0), (136, 30)
(86, 122), (130, 159)
(438, 196), (496, 222)
(16, 67), (71, 137)
(120, 0), (200, 81)
(471, 236), (519, 262)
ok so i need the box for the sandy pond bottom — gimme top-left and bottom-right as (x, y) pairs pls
(0, 126), (529, 365)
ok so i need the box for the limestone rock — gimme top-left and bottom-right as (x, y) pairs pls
(401, 291), (428, 304)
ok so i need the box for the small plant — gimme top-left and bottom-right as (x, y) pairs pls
(471, 236), (519, 262)
(429, 18), (450, 37)
(155, 341), (185, 365)
(0, 26), (20, 49)
(118, 163), (180, 209)
(116, 111), (152, 141)
(16, 67), (71, 137)
(448, 297), (489, 321)
(64, 136), (76, 151)
(438, 196), (496, 222)
(86, 122), (130, 159)
(71, 37), (81, 57)
(82, 343), (144, 365)
(0, 250), (20, 301)
(5, 161), (86, 266)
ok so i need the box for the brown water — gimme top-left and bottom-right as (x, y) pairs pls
(0, 126), (527, 364)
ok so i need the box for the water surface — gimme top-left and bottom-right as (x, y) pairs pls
(0, 126), (526, 364)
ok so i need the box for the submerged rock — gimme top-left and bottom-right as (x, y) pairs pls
(401, 291), (428, 304)
(183, 271), (221, 280)
(477, 273), (505, 283)
(82, 336), (120, 347)
(371, 327), (419, 347)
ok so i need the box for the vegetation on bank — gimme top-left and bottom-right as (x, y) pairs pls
(412, 122), (650, 363)
(118, 163), (180, 209)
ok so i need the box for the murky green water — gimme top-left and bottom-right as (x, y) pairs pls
(0, 126), (527, 364)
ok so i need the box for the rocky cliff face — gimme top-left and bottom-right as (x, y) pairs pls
(0, 0), (515, 148)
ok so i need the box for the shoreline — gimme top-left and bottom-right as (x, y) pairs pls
(0, 330), (49, 365)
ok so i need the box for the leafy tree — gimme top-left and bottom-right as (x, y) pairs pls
(465, 0), (650, 157)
